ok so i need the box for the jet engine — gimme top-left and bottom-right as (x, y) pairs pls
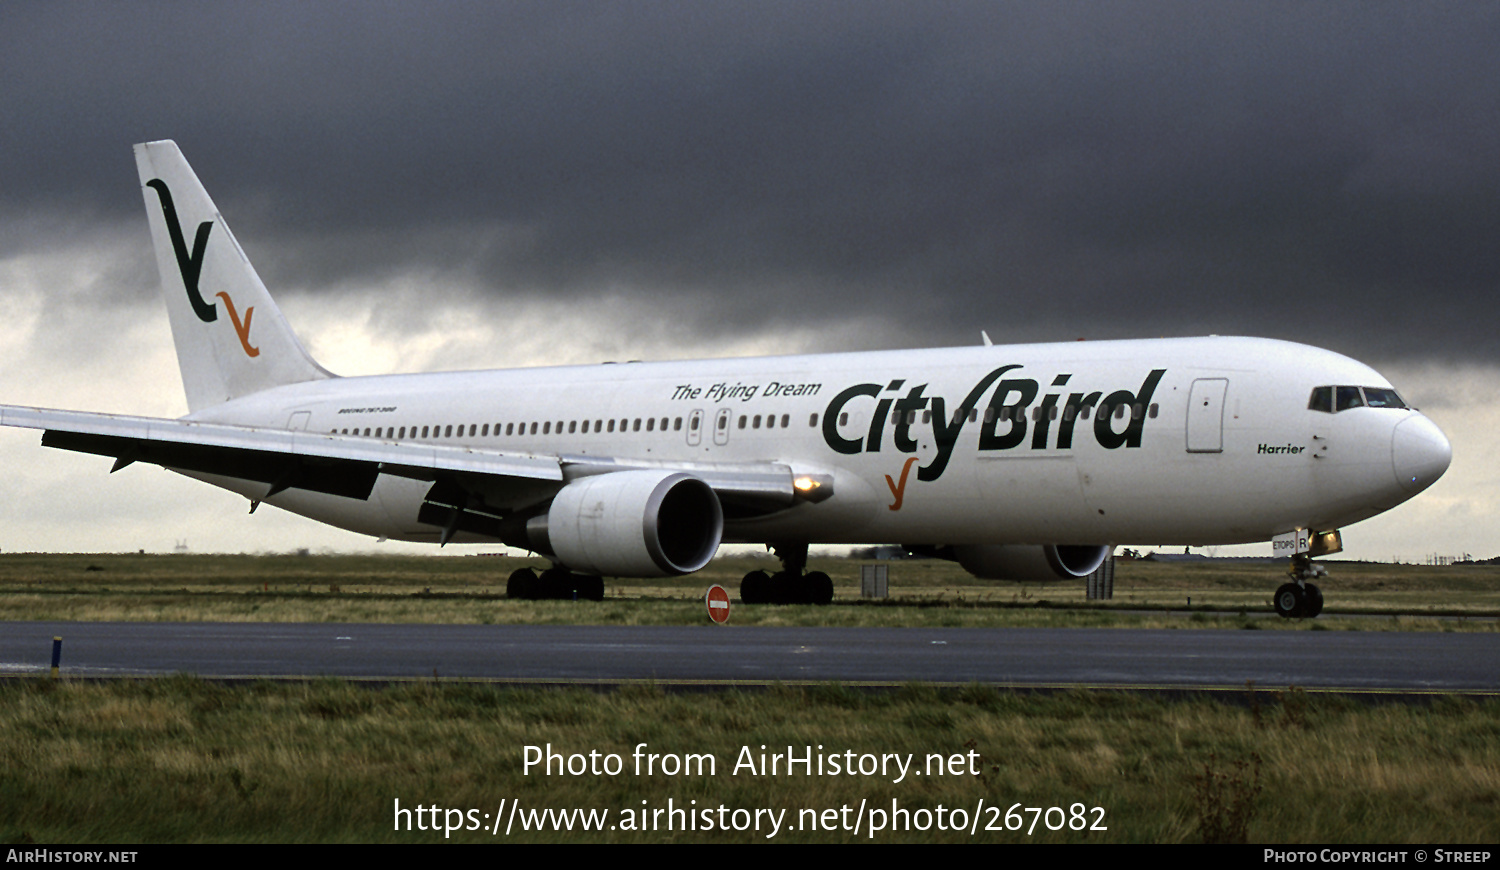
(949, 544), (1112, 581)
(529, 470), (723, 577)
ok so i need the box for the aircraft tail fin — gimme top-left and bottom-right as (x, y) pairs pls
(133, 140), (332, 412)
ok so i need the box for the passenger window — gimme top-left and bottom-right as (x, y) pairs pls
(781, 414), (790, 428)
(808, 414), (818, 427)
(737, 415), (746, 429)
(752, 415), (761, 429)
(675, 418), (683, 431)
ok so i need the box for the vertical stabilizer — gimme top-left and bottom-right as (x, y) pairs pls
(134, 140), (331, 411)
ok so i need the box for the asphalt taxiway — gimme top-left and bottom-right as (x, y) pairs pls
(2, 621), (1495, 692)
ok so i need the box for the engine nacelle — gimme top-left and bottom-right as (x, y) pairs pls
(950, 544), (1112, 581)
(532, 470), (723, 577)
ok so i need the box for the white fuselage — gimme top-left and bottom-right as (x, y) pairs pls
(184, 335), (1450, 549)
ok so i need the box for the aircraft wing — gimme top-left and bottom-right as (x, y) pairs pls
(0, 405), (804, 523)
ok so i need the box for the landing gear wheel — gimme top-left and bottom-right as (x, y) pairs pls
(536, 567), (569, 599)
(1274, 582), (1306, 619)
(740, 570), (771, 604)
(577, 575), (605, 602)
(1302, 583), (1323, 618)
(768, 571), (795, 605)
(804, 571), (834, 606)
(744, 544), (835, 605)
(506, 568), (537, 599)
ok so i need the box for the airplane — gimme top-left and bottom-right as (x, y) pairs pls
(0, 140), (1452, 617)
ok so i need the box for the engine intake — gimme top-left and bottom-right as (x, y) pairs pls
(531, 470), (723, 577)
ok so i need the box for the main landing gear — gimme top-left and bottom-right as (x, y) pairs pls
(740, 542), (834, 605)
(1273, 555), (1326, 619)
(506, 566), (605, 601)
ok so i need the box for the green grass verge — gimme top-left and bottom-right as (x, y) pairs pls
(2, 678), (1497, 844)
(0, 553), (1496, 629)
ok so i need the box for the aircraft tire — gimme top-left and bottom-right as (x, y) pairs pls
(1302, 583), (1323, 618)
(741, 570), (770, 604)
(539, 567), (575, 600)
(578, 574), (605, 601)
(804, 571), (834, 606)
(1273, 582), (1306, 618)
(507, 568), (537, 600)
(768, 571), (795, 605)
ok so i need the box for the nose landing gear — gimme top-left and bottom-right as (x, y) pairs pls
(1274, 555), (1326, 618)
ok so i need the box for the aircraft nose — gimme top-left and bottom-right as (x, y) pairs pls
(1392, 414), (1451, 494)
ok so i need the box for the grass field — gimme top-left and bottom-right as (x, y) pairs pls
(0, 552), (1495, 629)
(1, 678), (1497, 844)
(2, 553), (1495, 843)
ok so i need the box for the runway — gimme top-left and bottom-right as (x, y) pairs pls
(2, 621), (1496, 692)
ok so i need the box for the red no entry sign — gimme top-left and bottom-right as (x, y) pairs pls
(705, 584), (731, 624)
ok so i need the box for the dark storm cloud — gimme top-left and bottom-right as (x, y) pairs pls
(3, 1), (1497, 364)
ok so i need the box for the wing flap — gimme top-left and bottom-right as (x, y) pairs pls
(2, 406), (565, 503)
(1, 406), (806, 518)
(41, 428), (382, 500)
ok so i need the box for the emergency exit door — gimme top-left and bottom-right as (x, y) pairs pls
(1186, 378), (1228, 453)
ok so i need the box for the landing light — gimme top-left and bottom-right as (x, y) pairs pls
(1310, 530), (1343, 557)
(792, 474), (835, 503)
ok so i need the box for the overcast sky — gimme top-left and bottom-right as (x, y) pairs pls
(0, 1), (1493, 561)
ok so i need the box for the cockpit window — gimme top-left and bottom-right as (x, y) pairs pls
(1309, 385), (1409, 413)
(1363, 388), (1407, 409)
